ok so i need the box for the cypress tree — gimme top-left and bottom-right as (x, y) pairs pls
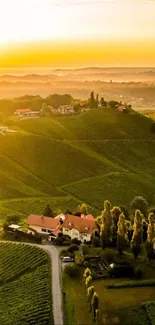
(100, 200), (114, 248)
(91, 292), (99, 322)
(111, 206), (122, 234)
(117, 213), (128, 254)
(147, 212), (155, 243)
(85, 275), (92, 290)
(131, 210), (143, 259)
(146, 212), (155, 260)
(96, 94), (99, 107)
(43, 203), (54, 218)
(79, 203), (88, 215)
(87, 286), (94, 311)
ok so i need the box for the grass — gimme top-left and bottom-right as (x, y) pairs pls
(63, 274), (155, 325)
(0, 107), (155, 223)
(0, 242), (53, 325)
(0, 196), (80, 229)
(63, 172), (155, 209)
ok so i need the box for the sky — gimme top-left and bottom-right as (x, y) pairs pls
(0, 0), (155, 68)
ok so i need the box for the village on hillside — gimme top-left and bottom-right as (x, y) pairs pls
(0, 92), (131, 128)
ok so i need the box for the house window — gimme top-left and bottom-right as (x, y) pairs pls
(84, 233), (88, 237)
(48, 230), (52, 233)
(41, 228), (47, 232)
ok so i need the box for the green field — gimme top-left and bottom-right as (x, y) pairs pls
(0, 107), (155, 225)
(0, 242), (53, 325)
(63, 274), (155, 325)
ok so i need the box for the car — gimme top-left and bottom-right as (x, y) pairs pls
(62, 256), (74, 263)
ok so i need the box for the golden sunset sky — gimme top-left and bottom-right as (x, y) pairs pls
(0, 0), (155, 68)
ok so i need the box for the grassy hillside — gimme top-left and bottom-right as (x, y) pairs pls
(0, 107), (155, 224)
(0, 243), (52, 325)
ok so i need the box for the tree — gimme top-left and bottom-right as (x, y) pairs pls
(145, 212), (155, 260)
(96, 94), (99, 107)
(89, 91), (96, 108)
(91, 292), (99, 322)
(84, 267), (91, 278)
(100, 97), (104, 107)
(130, 196), (148, 217)
(67, 244), (79, 253)
(108, 100), (119, 108)
(111, 206), (121, 234)
(117, 213), (128, 254)
(43, 204), (54, 218)
(131, 210), (143, 259)
(151, 122), (155, 133)
(147, 212), (155, 243)
(85, 275), (92, 290)
(65, 209), (72, 215)
(100, 200), (114, 248)
(5, 213), (22, 225)
(87, 286), (94, 311)
(78, 203), (88, 215)
(119, 205), (129, 219)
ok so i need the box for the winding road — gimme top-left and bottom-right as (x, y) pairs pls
(41, 244), (64, 325)
(0, 241), (64, 325)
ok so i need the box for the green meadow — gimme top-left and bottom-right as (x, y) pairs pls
(0, 107), (155, 225)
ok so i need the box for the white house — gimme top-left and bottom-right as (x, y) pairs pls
(26, 215), (61, 236)
(26, 213), (95, 242)
(57, 105), (75, 114)
(62, 214), (95, 243)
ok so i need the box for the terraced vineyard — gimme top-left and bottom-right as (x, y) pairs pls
(0, 107), (155, 224)
(0, 243), (52, 325)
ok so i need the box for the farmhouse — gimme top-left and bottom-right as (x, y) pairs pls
(62, 214), (95, 242)
(14, 108), (40, 117)
(117, 104), (126, 112)
(57, 105), (75, 114)
(26, 213), (95, 242)
(26, 214), (61, 236)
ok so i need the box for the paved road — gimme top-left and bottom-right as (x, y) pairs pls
(41, 245), (64, 325)
(0, 241), (64, 325)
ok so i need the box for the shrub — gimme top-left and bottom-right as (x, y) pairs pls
(84, 261), (89, 267)
(101, 248), (116, 264)
(60, 249), (68, 257)
(5, 213), (23, 225)
(64, 264), (81, 278)
(54, 237), (63, 246)
(94, 247), (103, 256)
(71, 238), (81, 245)
(62, 234), (71, 241)
(107, 260), (134, 278)
(134, 266), (144, 279)
(67, 244), (79, 253)
(92, 236), (100, 247)
(81, 244), (89, 255)
(130, 196), (148, 217)
(63, 240), (72, 246)
(106, 279), (155, 289)
(75, 251), (84, 266)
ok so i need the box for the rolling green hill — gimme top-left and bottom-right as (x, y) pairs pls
(0, 107), (155, 225)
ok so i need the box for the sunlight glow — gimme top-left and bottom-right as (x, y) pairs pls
(0, 0), (155, 66)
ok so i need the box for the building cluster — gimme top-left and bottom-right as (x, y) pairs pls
(26, 213), (95, 243)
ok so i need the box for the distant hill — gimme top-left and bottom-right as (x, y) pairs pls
(0, 107), (155, 224)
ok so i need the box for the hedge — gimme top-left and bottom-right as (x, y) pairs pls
(106, 279), (155, 289)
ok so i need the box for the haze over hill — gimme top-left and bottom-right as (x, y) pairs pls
(0, 107), (155, 224)
(1, 67), (155, 109)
